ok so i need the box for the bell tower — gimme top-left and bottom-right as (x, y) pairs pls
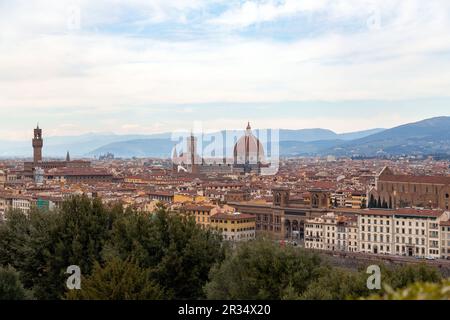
(273, 187), (290, 207)
(33, 124), (43, 163)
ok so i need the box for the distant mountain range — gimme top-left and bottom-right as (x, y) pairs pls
(0, 127), (385, 158)
(1, 116), (450, 158)
(326, 116), (450, 157)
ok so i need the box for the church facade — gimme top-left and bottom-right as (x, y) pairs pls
(369, 166), (450, 210)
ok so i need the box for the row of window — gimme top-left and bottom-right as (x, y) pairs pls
(217, 228), (255, 232)
(210, 219), (254, 224)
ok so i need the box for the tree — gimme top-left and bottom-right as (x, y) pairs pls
(105, 207), (225, 299)
(382, 263), (441, 290)
(369, 195), (375, 208)
(366, 279), (450, 300)
(300, 268), (371, 300)
(32, 196), (118, 299)
(0, 266), (31, 300)
(0, 208), (60, 292)
(67, 258), (163, 300)
(205, 238), (326, 300)
(0, 198), (224, 300)
(0, 196), (118, 299)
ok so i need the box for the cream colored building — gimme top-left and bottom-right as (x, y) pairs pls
(358, 209), (449, 259)
(305, 209), (450, 259)
(440, 220), (450, 260)
(0, 194), (11, 221)
(305, 212), (358, 252)
(210, 212), (256, 241)
(0, 170), (6, 188)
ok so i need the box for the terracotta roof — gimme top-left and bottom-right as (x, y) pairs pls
(47, 168), (111, 176)
(211, 213), (256, 220)
(183, 204), (215, 211)
(147, 191), (174, 196)
(358, 208), (444, 218)
(380, 174), (450, 184)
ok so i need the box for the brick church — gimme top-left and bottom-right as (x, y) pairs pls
(369, 166), (450, 210)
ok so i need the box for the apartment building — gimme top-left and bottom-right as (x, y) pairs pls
(345, 192), (367, 209)
(180, 204), (217, 229)
(358, 209), (448, 259)
(11, 196), (33, 214)
(0, 194), (11, 221)
(440, 220), (450, 259)
(0, 193), (34, 217)
(305, 208), (450, 260)
(305, 212), (358, 252)
(210, 212), (256, 241)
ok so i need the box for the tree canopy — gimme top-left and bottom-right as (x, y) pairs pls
(0, 196), (446, 301)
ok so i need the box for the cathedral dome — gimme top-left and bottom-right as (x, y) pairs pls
(233, 122), (265, 165)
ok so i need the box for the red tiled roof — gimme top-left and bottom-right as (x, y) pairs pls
(380, 174), (450, 184)
(358, 208), (444, 218)
(47, 168), (111, 176)
(183, 204), (215, 211)
(147, 191), (174, 196)
(211, 213), (256, 220)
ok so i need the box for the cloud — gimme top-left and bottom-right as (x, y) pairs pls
(1, 0), (450, 139)
(208, 0), (328, 28)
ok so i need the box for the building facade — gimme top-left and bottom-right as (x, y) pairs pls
(210, 212), (256, 241)
(369, 166), (450, 210)
(304, 208), (450, 260)
(305, 213), (358, 252)
(358, 209), (448, 259)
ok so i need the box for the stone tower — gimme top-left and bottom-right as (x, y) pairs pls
(273, 187), (290, 207)
(33, 124), (43, 163)
(188, 133), (199, 174)
(310, 189), (331, 209)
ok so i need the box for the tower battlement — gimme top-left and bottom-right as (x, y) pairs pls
(32, 124), (43, 163)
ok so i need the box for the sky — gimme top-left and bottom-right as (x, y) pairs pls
(1, 0), (450, 140)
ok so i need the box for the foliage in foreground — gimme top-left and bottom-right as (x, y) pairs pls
(0, 266), (31, 300)
(366, 279), (450, 300)
(0, 196), (445, 300)
(0, 196), (224, 300)
(204, 238), (443, 300)
(67, 258), (163, 300)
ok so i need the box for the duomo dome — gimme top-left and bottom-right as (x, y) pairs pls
(233, 122), (266, 165)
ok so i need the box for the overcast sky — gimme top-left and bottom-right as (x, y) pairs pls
(1, 0), (450, 140)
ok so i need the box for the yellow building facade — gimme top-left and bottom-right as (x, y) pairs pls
(210, 212), (256, 241)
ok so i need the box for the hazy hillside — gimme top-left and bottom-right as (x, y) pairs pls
(4, 117), (450, 158)
(326, 117), (450, 156)
(279, 128), (384, 142)
(88, 139), (175, 158)
(87, 128), (387, 158)
(0, 128), (384, 158)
